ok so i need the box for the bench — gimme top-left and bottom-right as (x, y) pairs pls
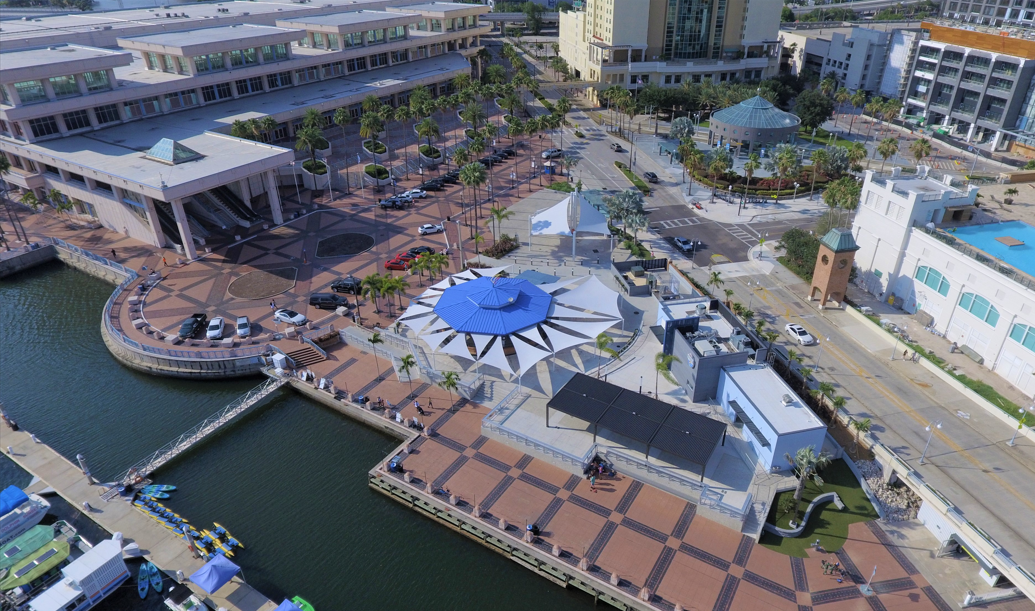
(132, 319), (147, 329)
(164, 335), (182, 345)
(221, 337), (235, 348)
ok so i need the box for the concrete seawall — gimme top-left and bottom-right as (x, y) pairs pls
(0, 244), (60, 279)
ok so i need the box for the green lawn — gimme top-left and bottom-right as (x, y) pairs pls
(760, 459), (879, 558)
(798, 127), (854, 148)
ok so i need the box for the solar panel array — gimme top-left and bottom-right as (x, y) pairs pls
(13, 547), (60, 578)
(547, 373), (726, 468)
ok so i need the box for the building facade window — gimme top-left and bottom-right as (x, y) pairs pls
(201, 82), (233, 102)
(391, 50), (408, 64)
(313, 32), (325, 48)
(321, 62), (344, 78)
(388, 25), (406, 41)
(369, 52), (388, 68)
(230, 48), (258, 67)
(177, 57), (191, 74)
(342, 32), (362, 48)
(327, 34), (340, 50)
(145, 52), (160, 70)
(193, 53), (226, 73)
(28, 116), (60, 138)
(295, 66), (319, 83)
(166, 89), (199, 110)
(261, 44), (289, 62)
(43, 164), (60, 176)
(1009, 323), (1035, 353)
(62, 109), (91, 131)
(413, 45), (428, 59)
(49, 75), (79, 98)
(429, 19), (442, 32)
(14, 80), (47, 104)
(94, 104), (121, 124)
(467, 15), (476, 27)
(66, 172), (85, 184)
(235, 77), (264, 96)
(93, 180), (113, 193)
(266, 71), (292, 89)
(347, 57), (367, 72)
(366, 28), (385, 44)
(0, 87), (9, 105)
(914, 265), (950, 296)
(123, 96), (161, 118)
(163, 55), (176, 72)
(958, 292), (1000, 326)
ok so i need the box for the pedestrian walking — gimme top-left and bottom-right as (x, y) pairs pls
(302, 248), (307, 264)
(162, 256), (168, 267)
(590, 474), (597, 492)
(110, 249), (117, 260)
(428, 399), (434, 410)
(270, 300), (276, 310)
(142, 265), (148, 273)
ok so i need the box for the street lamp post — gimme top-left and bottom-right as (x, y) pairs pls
(793, 182), (800, 200)
(1008, 406), (1033, 446)
(815, 337), (831, 369)
(919, 420), (942, 465)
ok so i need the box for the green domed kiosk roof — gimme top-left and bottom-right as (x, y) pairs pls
(711, 96), (801, 131)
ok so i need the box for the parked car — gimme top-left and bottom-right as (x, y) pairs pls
(421, 181), (444, 191)
(236, 316), (251, 338)
(404, 188), (428, 199)
(379, 199), (405, 210)
(500, 148), (516, 157)
(610, 142), (624, 152)
(541, 148), (563, 159)
(409, 245), (435, 255)
(439, 173), (459, 184)
(177, 313), (208, 339)
(206, 317), (225, 340)
(385, 257), (411, 271)
(391, 193), (413, 204)
(309, 292), (349, 310)
(785, 323), (816, 345)
(419, 223), (444, 235)
(674, 237), (694, 252)
(643, 171), (659, 183)
(273, 309), (307, 326)
(330, 275), (361, 294)
(479, 156), (497, 166)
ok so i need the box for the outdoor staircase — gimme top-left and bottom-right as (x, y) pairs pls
(154, 201), (208, 245)
(472, 379), (500, 405)
(207, 186), (262, 226)
(740, 501), (767, 539)
(286, 345), (326, 367)
(152, 202), (183, 246)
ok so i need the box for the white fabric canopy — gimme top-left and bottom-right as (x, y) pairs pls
(539, 323), (595, 353)
(479, 336), (514, 375)
(511, 335), (553, 374)
(530, 191), (610, 236)
(554, 275), (622, 320)
(439, 333), (475, 361)
(536, 277), (582, 295)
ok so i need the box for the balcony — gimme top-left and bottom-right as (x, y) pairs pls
(1, 166), (44, 190)
(930, 96), (951, 109)
(956, 103), (978, 114)
(992, 64), (1018, 76)
(918, 51), (941, 61)
(988, 84), (1012, 93)
(914, 69), (935, 80)
(908, 93), (929, 104)
(942, 55), (963, 65)
(965, 60), (991, 71)
(980, 109), (1004, 122)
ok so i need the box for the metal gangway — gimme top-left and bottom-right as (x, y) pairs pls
(121, 376), (288, 485)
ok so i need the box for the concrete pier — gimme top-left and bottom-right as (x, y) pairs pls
(3, 428), (276, 611)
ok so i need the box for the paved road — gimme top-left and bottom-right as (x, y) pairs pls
(693, 262), (1035, 572)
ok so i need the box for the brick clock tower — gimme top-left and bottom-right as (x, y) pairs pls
(809, 229), (860, 309)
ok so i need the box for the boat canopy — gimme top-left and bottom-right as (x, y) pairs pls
(0, 541), (70, 590)
(0, 525), (55, 571)
(188, 555), (240, 594)
(273, 600), (302, 611)
(0, 487), (29, 515)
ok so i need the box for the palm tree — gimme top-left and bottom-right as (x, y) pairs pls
(20, 191), (41, 213)
(561, 155), (579, 178)
(369, 331), (385, 380)
(685, 146), (706, 195)
(295, 126), (325, 174)
(487, 204), (514, 241)
(333, 107), (354, 193)
(877, 137), (899, 173)
(459, 162), (488, 223)
(847, 141), (868, 173)
(832, 395), (847, 419)
(723, 288), (735, 306)
(483, 63), (507, 86)
(400, 354), (418, 399)
(676, 139), (695, 183)
(48, 188), (67, 218)
(452, 145), (470, 170)
(809, 148), (829, 201)
(439, 371), (460, 411)
(818, 381), (836, 417)
(785, 446), (832, 520)
(851, 416), (871, 443)
(787, 348), (804, 367)
(461, 104), (488, 131)
(847, 90), (866, 135)
(799, 366), (814, 390)
(654, 352), (679, 396)
(863, 99), (883, 141)
(909, 137), (932, 165)
(706, 270), (724, 295)
(595, 332), (618, 377)
(471, 230), (485, 255)
(416, 117), (441, 163)
(743, 153), (760, 189)
(554, 96), (572, 147)
(833, 87), (850, 127)
(359, 113), (385, 168)
(394, 105), (413, 179)
(258, 116), (278, 142)
(302, 107), (325, 130)
(361, 273), (385, 313)
(763, 330), (779, 363)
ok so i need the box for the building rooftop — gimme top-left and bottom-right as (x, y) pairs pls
(710, 95), (801, 130)
(820, 228), (860, 252)
(867, 169), (965, 198)
(723, 364), (825, 435)
(390, 2), (489, 15)
(276, 10), (419, 29)
(117, 24), (302, 55)
(0, 44), (133, 83)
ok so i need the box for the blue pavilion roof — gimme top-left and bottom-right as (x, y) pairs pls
(711, 96), (801, 130)
(434, 277), (551, 335)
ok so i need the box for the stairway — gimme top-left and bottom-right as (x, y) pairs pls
(286, 346), (326, 367)
(208, 186), (262, 225)
(155, 201), (209, 244)
(152, 202), (183, 246)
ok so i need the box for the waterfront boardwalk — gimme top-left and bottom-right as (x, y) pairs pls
(3, 428), (276, 611)
(293, 340), (954, 611)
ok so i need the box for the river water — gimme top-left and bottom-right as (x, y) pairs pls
(0, 261), (594, 611)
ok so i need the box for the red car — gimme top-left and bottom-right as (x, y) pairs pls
(396, 251), (426, 262)
(384, 258), (410, 271)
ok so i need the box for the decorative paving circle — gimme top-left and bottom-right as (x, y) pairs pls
(316, 232), (375, 258)
(227, 267), (298, 300)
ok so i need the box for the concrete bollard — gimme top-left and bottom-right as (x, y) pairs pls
(401, 446), (410, 456)
(609, 573), (620, 586)
(552, 544), (561, 557)
(449, 494), (458, 506)
(473, 505), (482, 518)
(382, 462), (391, 473)
(639, 587), (651, 602)
(499, 518), (508, 530)
(579, 557), (590, 571)
(30, 434), (39, 443)
(404, 472), (413, 483)
(82, 502), (92, 512)
(524, 530), (534, 543)
(425, 482), (433, 494)
(5, 446), (11, 455)
(675, 604), (684, 611)
(422, 426), (431, 437)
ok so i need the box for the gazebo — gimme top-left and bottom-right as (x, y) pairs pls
(707, 95), (801, 156)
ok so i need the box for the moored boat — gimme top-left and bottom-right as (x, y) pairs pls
(137, 564), (150, 599)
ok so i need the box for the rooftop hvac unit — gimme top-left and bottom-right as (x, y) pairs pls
(695, 303), (707, 317)
(781, 394), (793, 405)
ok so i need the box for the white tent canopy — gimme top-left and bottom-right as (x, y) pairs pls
(530, 191), (610, 236)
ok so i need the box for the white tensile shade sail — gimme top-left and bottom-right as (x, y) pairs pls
(530, 191), (610, 236)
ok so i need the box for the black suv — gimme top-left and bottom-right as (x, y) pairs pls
(178, 313), (208, 339)
(439, 173), (459, 184)
(500, 148), (516, 157)
(331, 276), (361, 294)
(643, 171), (659, 183)
(422, 180), (444, 191)
(309, 293), (349, 310)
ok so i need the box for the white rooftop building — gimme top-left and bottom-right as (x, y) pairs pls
(28, 539), (129, 611)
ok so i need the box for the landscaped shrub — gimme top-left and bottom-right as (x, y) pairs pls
(548, 182), (575, 192)
(314, 136), (329, 150)
(363, 140), (387, 155)
(364, 164), (389, 180)
(615, 161), (651, 195)
(777, 228), (821, 282)
(419, 144), (441, 159)
(484, 233), (519, 258)
(465, 128), (479, 140)
(303, 160), (327, 175)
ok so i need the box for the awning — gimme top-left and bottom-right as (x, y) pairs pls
(530, 191), (610, 236)
(188, 555), (240, 594)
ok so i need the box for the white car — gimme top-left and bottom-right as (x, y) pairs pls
(236, 316), (251, 338)
(404, 188), (428, 199)
(419, 223), (444, 235)
(541, 148), (563, 159)
(785, 323), (815, 345)
(273, 308), (307, 326)
(206, 317), (225, 340)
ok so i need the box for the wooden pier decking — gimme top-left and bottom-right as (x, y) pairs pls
(3, 428), (276, 611)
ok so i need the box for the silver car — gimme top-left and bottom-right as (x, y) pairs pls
(236, 316), (251, 338)
(206, 317), (225, 340)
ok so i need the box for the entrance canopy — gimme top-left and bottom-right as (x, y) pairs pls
(531, 191), (609, 236)
(547, 374), (726, 470)
(189, 555), (240, 594)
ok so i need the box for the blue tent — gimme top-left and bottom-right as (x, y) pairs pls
(188, 554), (240, 594)
(273, 601), (302, 611)
(434, 277), (551, 335)
(0, 486), (28, 516)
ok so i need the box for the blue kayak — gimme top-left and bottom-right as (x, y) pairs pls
(147, 562), (162, 593)
(137, 564), (149, 599)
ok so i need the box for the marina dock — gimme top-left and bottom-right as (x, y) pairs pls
(3, 428), (276, 611)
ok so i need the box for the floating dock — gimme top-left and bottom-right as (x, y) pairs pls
(3, 429), (276, 611)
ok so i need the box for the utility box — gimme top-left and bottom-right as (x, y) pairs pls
(272, 353), (288, 370)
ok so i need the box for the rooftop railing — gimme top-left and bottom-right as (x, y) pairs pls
(912, 221), (1035, 291)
